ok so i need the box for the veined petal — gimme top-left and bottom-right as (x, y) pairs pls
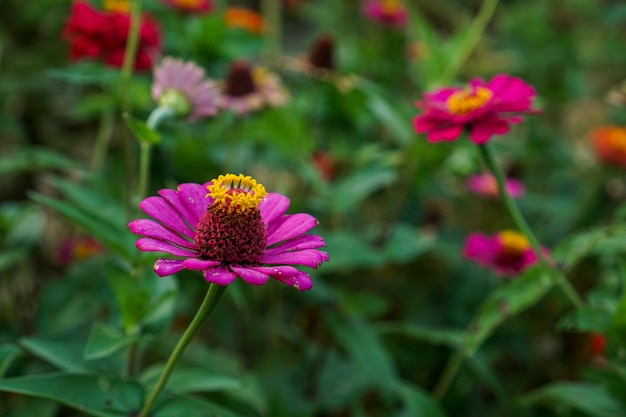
(270, 270), (312, 291)
(154, 258), (185, 277)
(137, 238), (199, 257)
(140, 196), (195, 238)
(182, 258), (221, 270)
(260, 192), (291, 227)
(158, 189), (198, 232)
(231, 265), (270, 285)
(203, 267), (237, 285)
(260, 249), (328, 268)
(265, 234), (327, 255)
(129, 219), (196, 249)
(266, 213), (319, 246)
(177, 183), (212, 226)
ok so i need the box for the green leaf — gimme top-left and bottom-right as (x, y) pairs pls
(519, 382), (626, 417)
(3, 397), (60, 417)
(0, 247), (30, 274)
(84, 323), (138, 361)
(0, 344), (21, 377)
(376, 322), (465, 348)
(383, 223), (436, 263)
(329, 169), (397, 213)
(0, 147), (80, 175)
(463, 266), (556, 355)
(556, 307), (614, 333)
(552, 224), (626, 272)
(321, 231), (384, 271)
(152, 393), (243, 417)
(47, 62), (120, 85)
(394, 382), (447, 417)
(140, 364), (240, 394)
(359, 81), (413, 145)
(0, 373), (142, 417)
(124, 113), (161, 145)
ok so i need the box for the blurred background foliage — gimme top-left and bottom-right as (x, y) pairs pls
(2, 0), (626, 416)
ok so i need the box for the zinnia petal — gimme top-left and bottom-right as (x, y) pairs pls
(129, 219), (196, 249)
(265, 235), (327, 255)
(266, 213), (319, 246)
(260, 249), (329, 268)
(231, 265), (270, 285)
(139, 196), (195, 238)
(183, 258), (221, 270)
(260, 192), (291, 226)
(154, 258), (186, 277)
(203, 267), (238, 285)
(137, 238), (199, 257)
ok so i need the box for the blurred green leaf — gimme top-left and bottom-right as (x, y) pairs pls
(104, 261), (152, 332)
(330, 169), (397, 213)
(0, 344), (21, 377)
(376, 323), (465, 348)
(519, 382), (626, 417)
(124, 113), (161, 145)
(321, 231), (384, 271)
(0, 147), (80, 175)
(552, 224), (626, 272)
(0, 373), (142, 417)
(152, 393), (243, 417)
(556, 307), (614, 333)
(141, 364), (240, 394)
(3, 397), (59, 417)
(0, 248), (30, 274)
(47, 62), (120, 85)
(383, 223), (436, 263)
(394, 382), (447, 417)
(84, 323), (137, 361)
(463, 266), (556, 355)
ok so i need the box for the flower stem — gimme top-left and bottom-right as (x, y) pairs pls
(137, 141), (152, 203)
(438, 0), (500, 85)
(261, 0), (281, 67)
(90, 100), (115, 174)
(433, 349), (465, 401)
(478, 143), (584, 308)
(137, 284), (226, 417)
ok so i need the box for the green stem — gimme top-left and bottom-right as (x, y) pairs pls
(137, 284), (226, 417)
(137, 141), (152, 203)
(90, 101), (115, 174)
(433, 349), (465, 401)
(438, 0), (500, 85)
(478, 143), (584, 308)
(261, 0), (281, 67)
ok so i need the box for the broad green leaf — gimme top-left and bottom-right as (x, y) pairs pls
(407, 7), (447, 89)
(519, 382), (626, 417)
(330, 169), (397, 213)
(152, 393), (243, 417)
(552, 224), (626, 272)
(394, 382), (447, 417)
(0, 344), (21, 377)
(0, 373), (142, 417)
(104, 261), (152, 332)
(124, 113), (161, 145)
(84, 323), (138, 361)
(321, 231), (384, 271)
(556, 307), (614, 333)
(3, 397), (59, 417)
(383, 223), (436, 263)
(19, 337), (125, 377)
(463, 266), (556, 355)
(0, 147), (80, 175)
(376, 322), (465, 348)
(359, 80), (413, 145)
(140, 364), (240, 394)
(47, 62), (120, 85)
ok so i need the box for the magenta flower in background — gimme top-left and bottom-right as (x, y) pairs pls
(363, 0), (409, 27)
(413, 74), (538, 144)
(152, 57), (219, 121)
(467, 173), (525, 199)
(129, 174), (328, 291)
(464, 230), (541, 276)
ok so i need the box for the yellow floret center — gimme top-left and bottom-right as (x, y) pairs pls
(607, 129), (626, 152)
(447, 86), (493, 115)
(381, 0), (402, 13)
(104, 0), (131, 13)
(174, 0), (204, 8)
(498, 230), (530, 255)
(206, 174), (268, 213)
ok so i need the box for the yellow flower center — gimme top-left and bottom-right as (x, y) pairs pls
(381, 0), (402, 13)
(104, 0), (131, 13)
(173, 0), (204, 8)
(498, 230), (530, 255)
(206, 174), (268, 213)
(608, 129), (626, 152)
(447, 86), (493, 115)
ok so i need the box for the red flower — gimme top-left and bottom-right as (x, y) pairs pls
(413, 74), (538, 144)
(590, 126), (626, 168)
(590, 333), (607, 357)
(62, 1), (162, 71)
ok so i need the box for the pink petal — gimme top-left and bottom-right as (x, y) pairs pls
(469, 120), (510, 144)
(464, 234), (499, 266)
(182, 258), (221, 270)
(260, 193), (291, 227)
(177, 183), (212, 227)
(129, 219), (196, 249)
(270, 270), (313, 291)
(265, 235), (327, 255)
(158, 189), (199, 231)
(260, 249), (328, 268)
(266, 214), (319, 246)
(203, 267), (237, 285)
(154, 258), (185, 277)
(230, 265), (270, 285)
(139, 196), (195, 238)
(136, 238), (199, 257)
(427, 125), (464, 142)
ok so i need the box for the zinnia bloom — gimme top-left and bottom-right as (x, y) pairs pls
(464, 230), (540, 276)
(62, 0), (161, 71)
(363, 0), (409, 27)
(218, 60), (289, 115)
(467, 173), (525, 199)
(590, 126), (626, 167)
(129, 174), (328, 291)
(152, 57), (219, 121)
(225, 7), (265, 34)
(162, 0), (214, 14)
(413, 74), (538, 144)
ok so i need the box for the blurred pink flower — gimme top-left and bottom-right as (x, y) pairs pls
(162, 0), (214, 14)
(128, 174), (328, 291)
(152, 57), (219, 121)
(464, 230), (540, 276)
(57, 236), (104, 265)
(363, 0), (408, 27)
(467, 173), (525, 199)
(218, 60), (289, 115)
(413, 74), (538, 144)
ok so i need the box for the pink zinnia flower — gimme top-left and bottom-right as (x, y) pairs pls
(162, 0), (214, 14)
(464, 230), (540, 276)
(129, 174), (328, 291)
(363, 0), (409, 27)
(466, 173), (525, 199)
(152, 57), (219, 121)
(218, 60), (289, 115)
(413, 74), (538, 144)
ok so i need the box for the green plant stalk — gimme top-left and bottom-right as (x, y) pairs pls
(137, 284), (226, 417)
(261, 0), (281, 67)
(90, 101), (115, 173)
(478, 143), (583, 308)
(433, 349), (465, 401)
(438, 0), (500, 85)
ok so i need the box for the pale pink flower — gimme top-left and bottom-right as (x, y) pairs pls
(467, 173), (525, 199)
